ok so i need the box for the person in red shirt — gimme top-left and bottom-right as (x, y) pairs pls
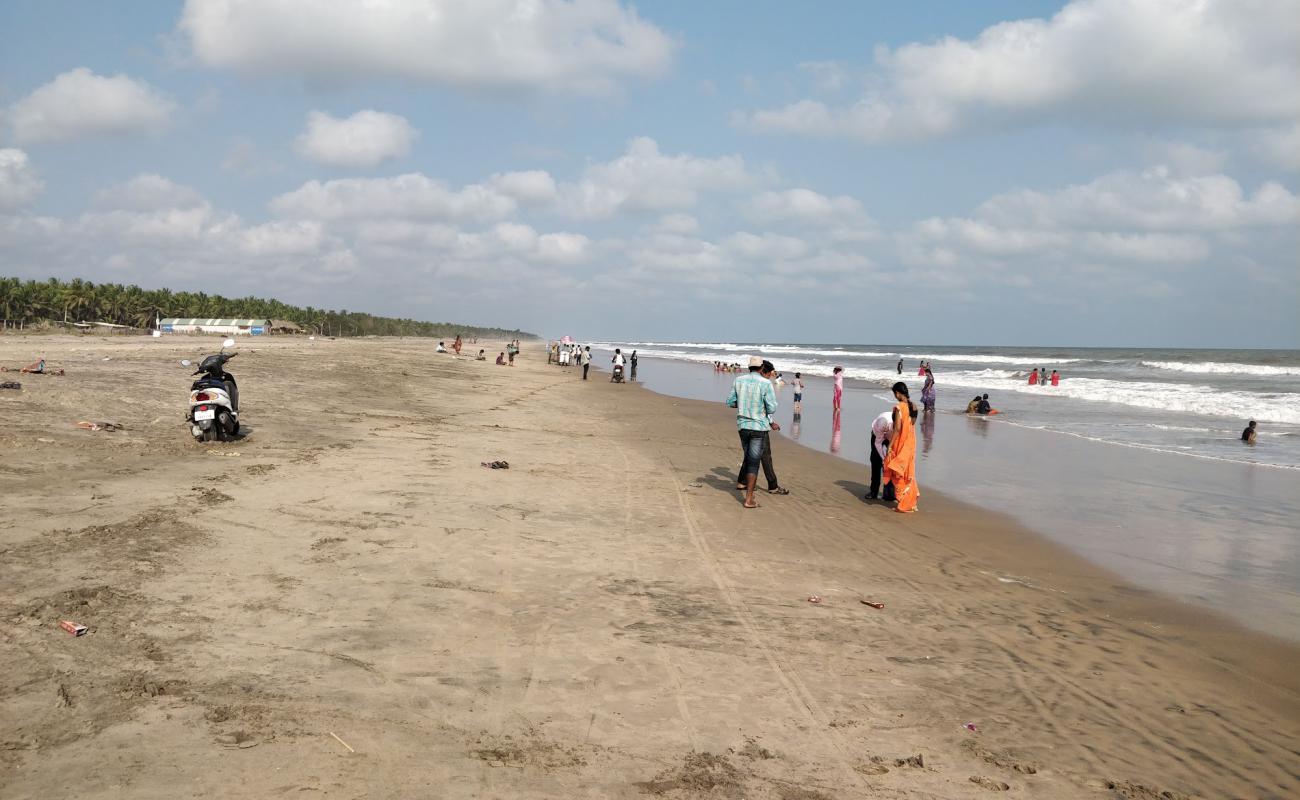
(1050, 369), (1060, 386)
(1028, 368), (1039, 386)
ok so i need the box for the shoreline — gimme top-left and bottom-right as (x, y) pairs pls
(608, 363), (1300, 669)
(600, 352), (1300, 641)
(2, 335), (1297, 798)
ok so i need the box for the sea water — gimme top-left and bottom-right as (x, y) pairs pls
(588, 342), (1300, 640)
(597, 343), (1300, 468)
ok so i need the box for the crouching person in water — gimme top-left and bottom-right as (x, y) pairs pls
(884, 381), (920, 513)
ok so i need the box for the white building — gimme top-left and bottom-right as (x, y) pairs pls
(159, 318), (270, 336)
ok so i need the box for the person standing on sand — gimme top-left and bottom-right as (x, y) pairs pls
(630, 350), (638, 382)
(507, 341), (517, 366)
(734, 361), (789, 496)
(832, 366), (844, 411)
(727, 356), (778, 509)
(453, 335), (462, 355)
(1242, 420), (1258, 444)
(791, 372), (804, 411)
(581, 346), (592, 380)
(884, 382), (920, 513)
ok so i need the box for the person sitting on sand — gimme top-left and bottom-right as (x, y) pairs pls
(496, 352), (506, 365)
(436, 342), (447, 353)
(476, 349), (486, 361)
(1242, 420), (1257, 444)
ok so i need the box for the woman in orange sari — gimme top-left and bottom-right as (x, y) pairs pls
(883, 381), (919, 513)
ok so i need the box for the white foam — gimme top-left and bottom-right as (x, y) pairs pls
(609, 347), (1300, 425)
(1142, 361), (1300, 377)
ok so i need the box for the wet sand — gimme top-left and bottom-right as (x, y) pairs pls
(611, 354), (1300, 641)
(2, 335), (1298, 799)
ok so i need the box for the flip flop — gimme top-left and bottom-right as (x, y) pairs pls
(743, 500), (760, 509)
(768, 488), (790, 495)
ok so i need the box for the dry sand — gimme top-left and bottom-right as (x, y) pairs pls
(1, 334), (1297, 799)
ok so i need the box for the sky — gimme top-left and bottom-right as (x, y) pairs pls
(0, 0), (1297, 347)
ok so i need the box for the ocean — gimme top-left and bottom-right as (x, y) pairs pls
(586, 342), (1300, 640)
(596, 343), (1300, 469)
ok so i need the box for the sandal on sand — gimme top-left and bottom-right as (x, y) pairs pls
(743, 500), (760, 509)
(768, 487), (790, 495)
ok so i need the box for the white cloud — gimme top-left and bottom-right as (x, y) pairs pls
(1143, 141), (1227, 175)
(742, 0), (1300, 142)
(8, 68), (174, 144)
(489, 170), (560, 205)
(561, 136), (759, 218)
(748, 188), (871, 228)
(1080, 232), (1209, 262)
(976, 167), (1300, 230)
(724, 231), (811, 260)
(93, 174), (206, 211)
(897, 165), (1297, 291)
(179, 0), (675, 94)
(294, 110), (417, 168)
(0, 149), (43, 210)
(537, 232), (591, 262)
(270, 173), (517, 223)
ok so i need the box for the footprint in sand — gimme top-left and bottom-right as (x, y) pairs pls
(970, 776), (1011, 791)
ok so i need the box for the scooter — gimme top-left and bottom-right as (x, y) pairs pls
(611, 363), (625, 383)
(188, 338), (240, 442)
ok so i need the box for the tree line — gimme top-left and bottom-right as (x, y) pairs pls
(0, 277), (534, 339)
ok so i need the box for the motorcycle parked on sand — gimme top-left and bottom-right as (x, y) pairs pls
(187, 338), (240, 442)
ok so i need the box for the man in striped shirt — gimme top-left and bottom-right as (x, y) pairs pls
(727, 356), (778, 509)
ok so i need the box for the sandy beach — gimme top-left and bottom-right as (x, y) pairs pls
(2, 334), (1297, 799)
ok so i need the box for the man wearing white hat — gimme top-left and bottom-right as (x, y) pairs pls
(726, 356), (778, 509)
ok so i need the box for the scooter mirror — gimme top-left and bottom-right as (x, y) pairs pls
(221, 338), (236, 350)
(180, 359), (192, 367)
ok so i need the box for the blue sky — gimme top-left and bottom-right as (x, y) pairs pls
(1, 0), (1296, 346)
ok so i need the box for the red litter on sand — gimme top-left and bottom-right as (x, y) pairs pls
(963, 722), (978, 732)
(59, 620), (87, 636)
(860, 600), (886, 609)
